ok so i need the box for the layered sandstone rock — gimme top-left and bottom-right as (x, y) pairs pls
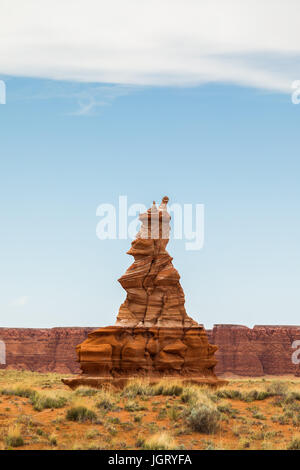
(115, 197), (197, 329)
(0, 327), (95, 373)
(0, 325), (299, 376)
(207, 324), (300, 377)
(63, 197), (222, 388)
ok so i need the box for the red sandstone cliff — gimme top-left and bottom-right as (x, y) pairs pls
(208, 325), (300, 377)
(0, 328), (95, 373)
(0, 325), (300, 376)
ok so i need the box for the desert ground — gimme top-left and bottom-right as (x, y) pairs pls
(0, 370), (300, 450)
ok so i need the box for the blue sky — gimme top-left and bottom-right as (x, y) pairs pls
(1, 1), (300, 328)
(0, 77), (299, 328)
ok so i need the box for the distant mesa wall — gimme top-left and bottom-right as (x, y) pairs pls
(207, 325), (300, 377)
(0, 328), (95, 373)
(0, 324), (300, 376)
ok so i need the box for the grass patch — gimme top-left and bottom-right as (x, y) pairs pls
(74, 387), (99, 397)
(31, 393), (67, 411)
(0, 386), (36, 400)
(124, 400), (147, 412)
(95, 389), (116, 411)
(266, 381), (288, 397)
(5, 425), (24, 448)
(122, 379), (153, 398)
(66, 406), (97, 423)
(142, 432), (175, 450)
(152, 381), (183, 397)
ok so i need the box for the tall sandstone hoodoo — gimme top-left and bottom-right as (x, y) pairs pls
(63, 197), (223, 388)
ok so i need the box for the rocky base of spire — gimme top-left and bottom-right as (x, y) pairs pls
(62, 325), (227, 389)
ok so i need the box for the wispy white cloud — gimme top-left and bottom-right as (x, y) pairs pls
(68, 85), (133, 116)
(11, 296), (30, 307)
(1, 0), (300, 93)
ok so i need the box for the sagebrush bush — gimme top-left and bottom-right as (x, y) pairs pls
(186, 403), (221, 434)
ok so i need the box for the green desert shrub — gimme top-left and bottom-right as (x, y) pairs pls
(66, 406), (97, 423)
(31, 393), (67, 411)
(96, 398), (114, 411)
(217, 403), (239, 418)
(241, 390), (270, 402)
(0, 387), (36, 400)
(74, 387), (98, 397)
(216, 389), (242, 400)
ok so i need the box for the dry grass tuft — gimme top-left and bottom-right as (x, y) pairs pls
(142, 432), (176, 450)
(5, 425), (24, 448)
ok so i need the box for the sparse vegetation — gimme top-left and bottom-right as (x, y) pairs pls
(0, 386), (36, 400)
(0, 371), (300, 450)
(31, 393), (68, 411)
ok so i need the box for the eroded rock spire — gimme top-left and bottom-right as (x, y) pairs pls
(116, 197), (197, 328)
